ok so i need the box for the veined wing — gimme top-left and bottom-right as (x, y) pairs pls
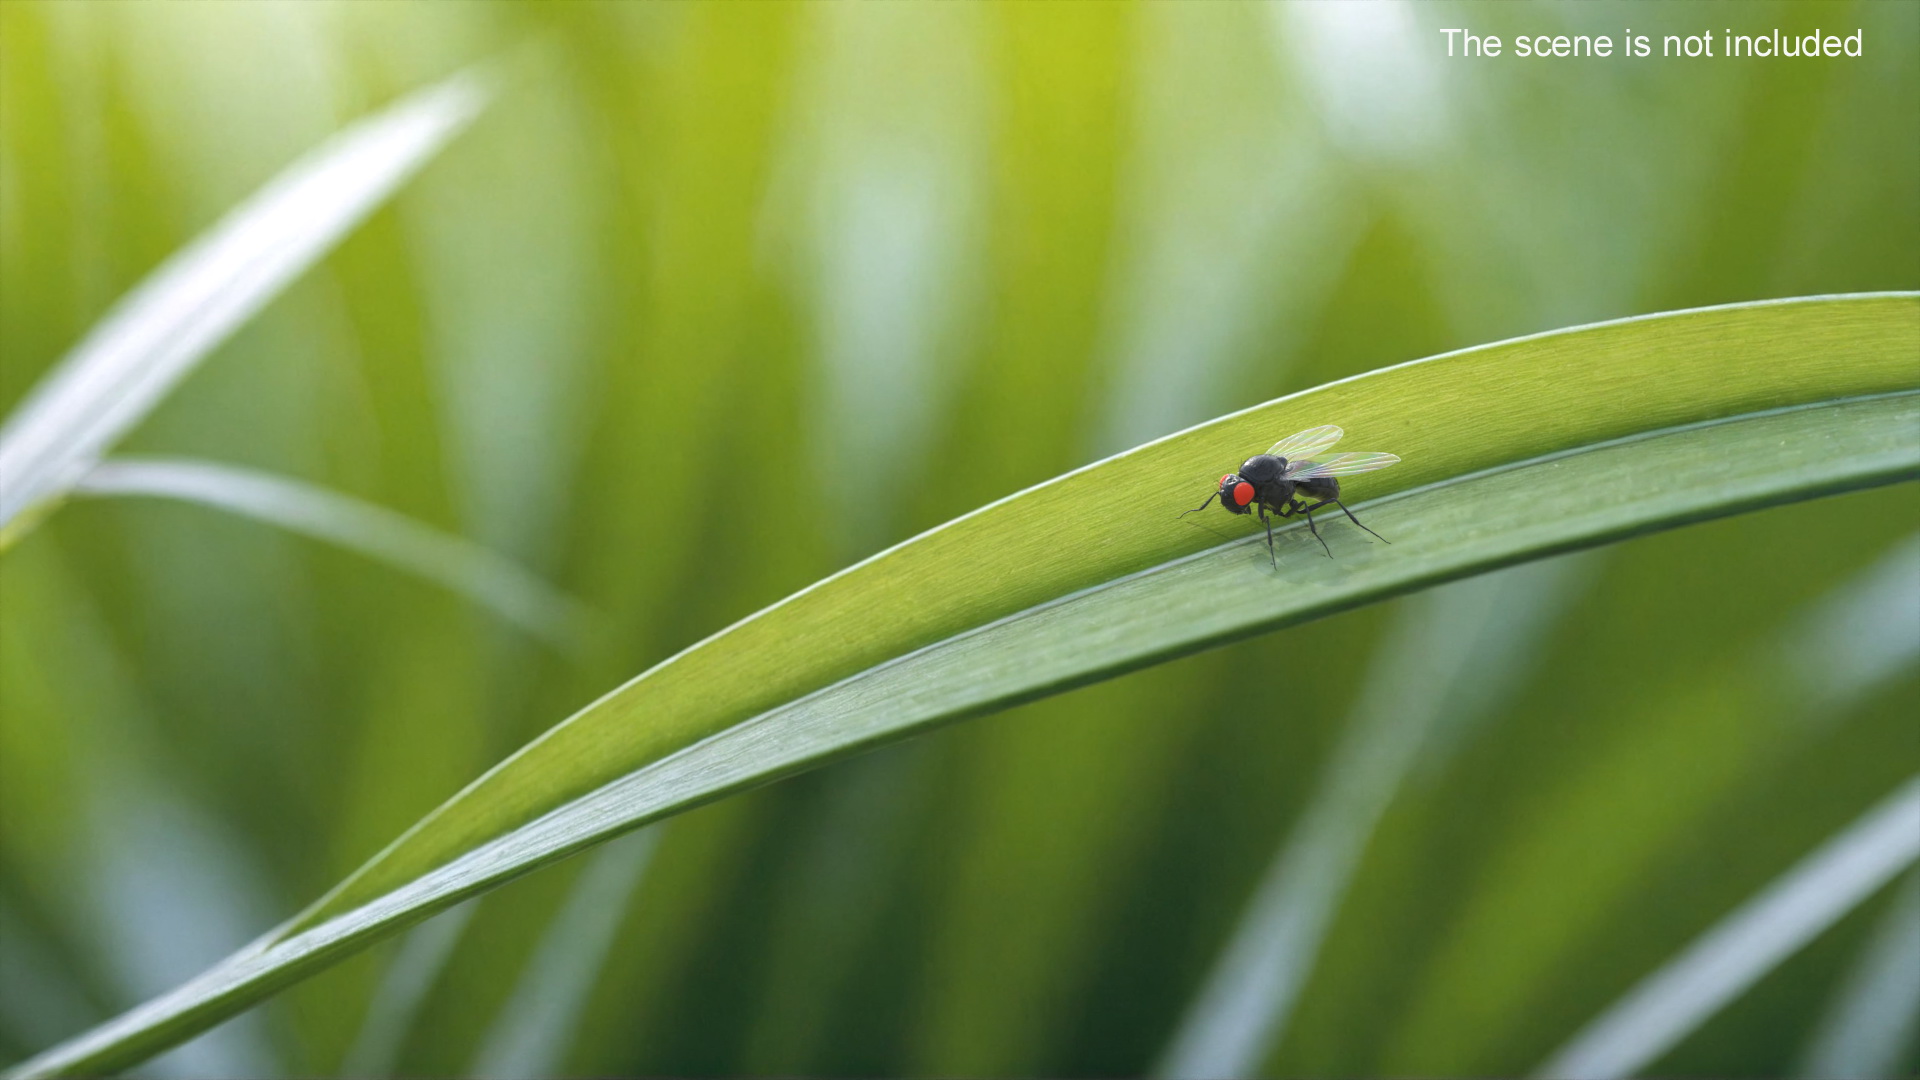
(1266, 425), (1342, 461)
(1285, 452), (1401, 479)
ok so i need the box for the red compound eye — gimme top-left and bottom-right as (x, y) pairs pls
(1219, 474), (1233, 487)
(1232, 481), (1255, 507)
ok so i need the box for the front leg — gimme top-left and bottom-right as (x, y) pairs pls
(1256, 503), (1277, 567)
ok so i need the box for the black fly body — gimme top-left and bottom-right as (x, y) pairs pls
(1183, 425), (1401, 567)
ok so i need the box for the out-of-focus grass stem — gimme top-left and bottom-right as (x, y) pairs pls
(1536, 774), (1920, 1079)
(1156, 557), (1588, 1078)
(72, 458), (590, 652)
(0, 68), (488, 545)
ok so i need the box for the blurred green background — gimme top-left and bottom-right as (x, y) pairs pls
(1, 1), (1916, 1076)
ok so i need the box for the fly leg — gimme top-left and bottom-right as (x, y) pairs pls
(1256, 503), (1278, 568)
(1333, 498), (1390, 543)
(1288, 499), (1332, 558)
(1292, 496), (1389, 545)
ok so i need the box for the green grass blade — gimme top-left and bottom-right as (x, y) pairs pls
(0, 70), (488, 547)
(1773, 534), (1920, 714)
(1156, 558), (1590, 1079)
(312, 294), (1918, 929)
(1799, 870), (1920, 1080)
(1536, 774), (1920, 1080)
(8, 295), (1917, 1078)
(336, 902), (476, 1080)
(71, 458), (588, 650)
(1212, 534), (1914, 1078)
(469, 829), (659, 1079)
(1380, 530), (1920, 1074)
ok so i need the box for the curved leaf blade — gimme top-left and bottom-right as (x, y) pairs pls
(71, 458), (588, 650)
(317, 294), (1919, 925)
(19, 399), (1919, 1079)
(9, 295), (1917, 1078)
(0, 70), (489, 544)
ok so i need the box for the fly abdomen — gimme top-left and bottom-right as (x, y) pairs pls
(1296, 476), (1340, 503)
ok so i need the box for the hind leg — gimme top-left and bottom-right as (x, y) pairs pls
(1330, 498), (1389, 543)
(1287, 499), (1332, 557)
(1291, 496), (1385, 549)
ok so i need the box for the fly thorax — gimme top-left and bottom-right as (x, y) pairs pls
(1239, 455), (1287, 483)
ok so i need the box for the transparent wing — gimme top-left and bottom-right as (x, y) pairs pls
(1266, 425), (1343, 461)
(1285, 452), (1402, 479)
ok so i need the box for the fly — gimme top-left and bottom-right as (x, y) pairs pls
(1182, 425), (1401, 566)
